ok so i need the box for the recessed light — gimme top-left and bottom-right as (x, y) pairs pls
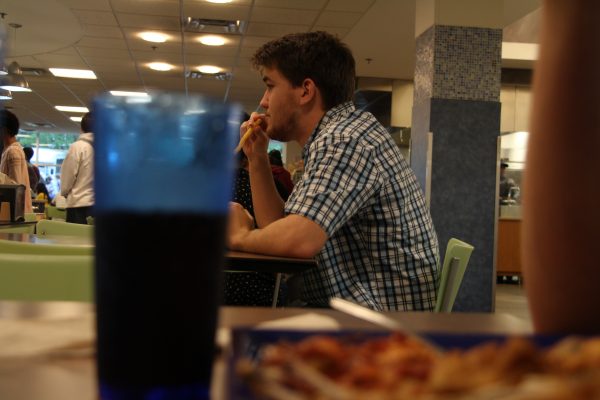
(198, 35), (226, 46)
(109, 90), (149, 97)
(70, 116), (83, 122)
(206, 0), (233, 3)
(139, 31), (169, 43)
(49, 68), (97, 79)
(197, 65), (222, 74)
(148, 62), (174, 71)
(55, 105), (89, 113)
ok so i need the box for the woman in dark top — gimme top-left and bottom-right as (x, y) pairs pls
(223, 143), (289, 306)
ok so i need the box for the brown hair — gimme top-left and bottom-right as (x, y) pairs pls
(251, 31), (356, 109)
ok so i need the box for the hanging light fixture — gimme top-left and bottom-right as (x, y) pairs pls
(0, 88), (11, 100)
(0, 23), (31, 92)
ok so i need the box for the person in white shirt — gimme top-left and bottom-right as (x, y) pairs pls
(60, 112), (94, 224)
(0, 109), (32, 213)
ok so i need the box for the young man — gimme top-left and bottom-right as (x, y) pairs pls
(60, 112), (94, 224)
(228, 31), (439, 311)
(0, 110), (32, 213)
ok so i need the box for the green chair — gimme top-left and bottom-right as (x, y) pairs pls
(0, 238), (93, 255)
(0, 253), (93, 302)
(24, 212), (38, 222)
(434, 238), (474, 313)
(46, 205), (66, 220)
(0, 224), (36, 234)
(37, 219), (94, 239)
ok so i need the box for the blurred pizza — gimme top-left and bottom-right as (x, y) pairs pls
(236, 333), (600, 400)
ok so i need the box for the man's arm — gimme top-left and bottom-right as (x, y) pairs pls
(523, 1), (600, 334)
(228, 202), (327, 259)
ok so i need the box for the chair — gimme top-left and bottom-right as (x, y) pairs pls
(24, 212), (38, 222)
(37, 219), (94, 239)
(434, 238), (474, 313)
(0, 224), (36, 234)
(0, 238), (92, 256)
(46, 205), (66, 221)
(0, 253), (93, 302)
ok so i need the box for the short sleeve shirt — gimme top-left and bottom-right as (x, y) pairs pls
(285, 102), (439, 311)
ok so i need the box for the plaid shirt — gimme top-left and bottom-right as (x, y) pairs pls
(285, 102), (439, 311)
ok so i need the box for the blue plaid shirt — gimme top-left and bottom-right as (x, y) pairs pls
(285, 102), (439, 311)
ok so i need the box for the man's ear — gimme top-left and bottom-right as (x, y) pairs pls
(298, 78), (317, 105)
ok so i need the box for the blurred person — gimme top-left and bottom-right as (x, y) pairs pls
(268, 149), (294, 196)
(60, 112), (94, 224)
(228, 31), (439, 311)
(523, 0), (600, 334)
(0, 110), (33, 213)
(23, 146), (41, 193)
(35, 181), (51, 203)
(499, 161), (518, 201)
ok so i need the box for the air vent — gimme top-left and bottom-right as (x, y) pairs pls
(185, 70), (232, 81)
(25, 121), (55, 129)
(21, 67), (50, 77)
(183, 18), (246, 34)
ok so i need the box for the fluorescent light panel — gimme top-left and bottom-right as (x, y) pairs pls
(110, 90), (148, 97)
(49, 68), (97, 79)
(197, 65), (222, 74)
(70, 116), (83, 122)
(55, 105), (89, 113)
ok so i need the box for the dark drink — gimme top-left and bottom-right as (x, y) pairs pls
(93, 92), (240, 400)
(95, 212), (226, 398)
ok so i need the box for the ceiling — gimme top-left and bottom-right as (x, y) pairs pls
(1, 0), (540, 135)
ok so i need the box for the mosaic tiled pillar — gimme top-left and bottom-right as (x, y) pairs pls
(410, 25), (502, 312)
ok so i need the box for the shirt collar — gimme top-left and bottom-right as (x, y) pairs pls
(302, 101), (355, 161)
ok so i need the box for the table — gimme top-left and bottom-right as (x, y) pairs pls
(0, 233), (316, 274)
(0, 301), (531, 400)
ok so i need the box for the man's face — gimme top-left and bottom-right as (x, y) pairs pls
(258, 67), (303, 142)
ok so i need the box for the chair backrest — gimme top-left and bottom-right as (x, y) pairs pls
(0, 223), (36, 234)
(0, 237), (93, 255)
(37, 219), (94, 239)
(46, 205), (66, 220)
(434, 238), (474, 313)
(0, 253), (93, 302)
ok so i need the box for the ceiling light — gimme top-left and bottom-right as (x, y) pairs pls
(198, 35), (226, 46)
(206, 0), (233, 3)
(0, 62), (32, 92)
(139, 31), (169, 43)
(197, 65), (222, 74)
(70, 116), (83, 122)
(49, 68), (97, 79)
(148, 62), (174, 71)
(0, 89), (12, 100)
(55, 105), (89, 113)
(109, 90), (149, 97)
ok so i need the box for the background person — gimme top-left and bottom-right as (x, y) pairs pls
(228, 31), (439, 311)
(23, 146), (41, 193)
(268, 149), (294, 197)
(0, 110), (32, 213)
(60, 112), (94, 224)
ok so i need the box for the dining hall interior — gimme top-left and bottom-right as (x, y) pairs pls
(3, 0), (599, 399)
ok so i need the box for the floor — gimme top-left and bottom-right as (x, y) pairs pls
(495, 282), (531, 327)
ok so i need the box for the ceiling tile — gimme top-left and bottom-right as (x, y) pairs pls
(116, 13), (180, 30)
(111, 0), (180, 16)
(254, 0), (327, 10)
(58, 0), (111, 11)
(76, 37), (129, 49)
(246, 22), (310, 38)
(315, 11), (363, 28)
(250, 7), (319, 25)
(325, 0), (375, 13)
(73, 10), (119, 26)
(32, 54), (89, 69)
(83, 25), (125, 39)
(183, 3), (251, 20)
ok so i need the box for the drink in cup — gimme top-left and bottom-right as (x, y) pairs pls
(93, 92), (239, 399)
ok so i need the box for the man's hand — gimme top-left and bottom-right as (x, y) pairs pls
(240, 112), (269, 160)
(227, 202), (255, 250)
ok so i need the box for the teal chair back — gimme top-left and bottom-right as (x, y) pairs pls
(37, 219), (94, 239)
(434, 238), (474, 313)
(0, 238), (93, 255)
(0, 253), (93, 302)
(46, 205), (66, 220)
(0, 224), (36, 234)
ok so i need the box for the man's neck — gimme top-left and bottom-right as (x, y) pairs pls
(2, 136), (16, 148)
(297, 108), (326, 147)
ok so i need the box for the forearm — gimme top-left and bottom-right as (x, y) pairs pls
(523, 0), (600, 333)
(230, 214), (327, 259)
(248, 154), (285, 227)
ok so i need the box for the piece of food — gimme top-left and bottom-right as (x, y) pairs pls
(237, 334), (600, 400)
(235, 119), (262, 153)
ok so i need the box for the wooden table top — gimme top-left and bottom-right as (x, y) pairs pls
(0, 301), (532, 400)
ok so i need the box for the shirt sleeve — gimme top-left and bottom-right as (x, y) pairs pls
(285, 137), (380, 237)
(60, 144), (79, 197)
